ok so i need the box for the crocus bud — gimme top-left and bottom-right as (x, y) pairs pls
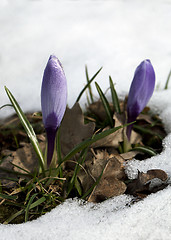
(126, 59), (155, 139)
(41, 55), (67, 166)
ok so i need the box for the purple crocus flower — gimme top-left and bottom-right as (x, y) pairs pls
(41, 55), (67, 166)
(126, 59), (155, 140)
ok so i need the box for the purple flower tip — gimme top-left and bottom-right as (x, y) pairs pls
(41, 55), (67, 166)
(126, 59), (155, 139)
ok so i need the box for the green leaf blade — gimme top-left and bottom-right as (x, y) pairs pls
(4, 87), (45, 173)
(109, 76), (121, 114)
(95, 82), (113, 127)
(85, 66), (94, 103)
(76, 67), (102, 102)
(63, 122), (133, 163)
(130, 146), (157, 156)
(25, 193), (38, 222)
(164, 69), (171, 90)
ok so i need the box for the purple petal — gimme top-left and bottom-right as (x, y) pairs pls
(41, 55), (67, 129)
(127, 59), (155, 139)
(41, 55), (67, 165)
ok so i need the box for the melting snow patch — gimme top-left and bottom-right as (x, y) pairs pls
(0, 189), (171, 240)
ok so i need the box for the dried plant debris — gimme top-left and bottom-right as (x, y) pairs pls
(60, 103), (95, 157)
(88, 155), (127, 203)
(0, 150), (17, 188)
(91, 113), (123, 148)
(126, 169), (168, 197)
(11, 142), (44, 174)
(87, 101), (114, 122)
(91, 112), (141, 149)
(87, 100), (125, 123)
(0, 113), (46, 188)
(120, 151), (141, 160)
(133, 112), (166, 153)
(0, 141), (46, 188)
(0, 113), (44, 152)
(77, 149), (127, 202)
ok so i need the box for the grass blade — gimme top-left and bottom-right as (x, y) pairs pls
(75, 177), (82, 196)
(25, 193), (38, 222)
(5, 87), (45, 174)
(29, 196), (46, 209)
(3, 196), (46, 224)
(10, 162), (32, 175)
(95, 82), (113, 127)
(76, 67), (102, 102)
(67, 148), (88, 197)
(133, 125), (163, 140)
(0, 176), (19, 182)
(130, 146), (157, 156)
(109, 76), (121, 114)
(81, 166), (105, 199)
(0, 104), (12, 110)
(0, 166), (32, 177)
(164, 69), (171, 90)
(3, 209), (24, 224)
(63, 122), (133, 163)
(0, 193), (18, 200)
(85, 65), (94, 103)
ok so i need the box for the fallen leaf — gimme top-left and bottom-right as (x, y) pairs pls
(78, 150), (110, 194)
(126, 169), (168, 196)
(120, 151), (140, 160)
(0, 150), (16, 188)
(91, 112), (142, 149)
(78, 149), (126, 202)
(91, 113), (123, 148)
(60, 103), (95, 158)
(141, 169), (168, 182)
(137, 113), (153, 124)
(12, 142), (45, 174)
(87, 101), (114, 122)
(88, 156), (127, 202)
(129, 130), (142, 145)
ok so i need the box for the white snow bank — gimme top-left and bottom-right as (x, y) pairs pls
(0, 188), (170, 240)
(0, 0), (171, 239)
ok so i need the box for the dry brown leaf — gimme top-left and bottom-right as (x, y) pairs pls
(91, 113), (124, 148)
(89, 150), (111, 178)
(12, 142), (45, 174)
(129, 130), (142, 144)
(78, 150), (110, 193)
(91, 112), (141, 149)
(126, 169), (168, 196)
(88, 101), (113, 122)
(120, 151), (140, 160)
(0, 150), (16, 187)
(137, 113), (153, 124)
(140, 169), (168, 183)
(78, 149), (126, 202)
(88, 156), (127, 202)
(60, 103), (95, 158)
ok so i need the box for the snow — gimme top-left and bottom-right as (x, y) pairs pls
(0, 0), (171, 239)
(0, 191), (171, 240)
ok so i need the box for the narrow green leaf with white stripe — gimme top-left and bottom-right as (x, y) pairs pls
(5, 87), (45, 173)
